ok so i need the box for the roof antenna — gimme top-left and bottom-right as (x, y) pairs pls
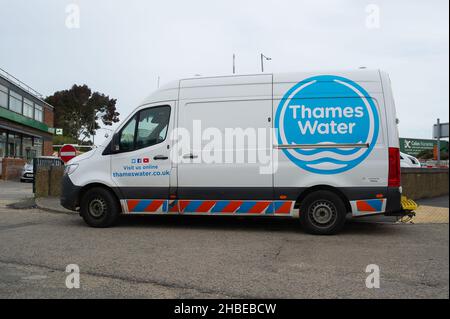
(233, 53), (236, 74)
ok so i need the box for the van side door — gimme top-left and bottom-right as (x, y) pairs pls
(175, 75), (275, 214)
(110, 102), (175, 213)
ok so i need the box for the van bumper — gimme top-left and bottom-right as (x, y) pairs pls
(384, 187), (416, 217)
(384, 187), (403, 213)
(60, 174), (81, 211)
(350, 187), (413, 218)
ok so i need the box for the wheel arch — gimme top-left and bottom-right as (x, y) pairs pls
(295, 185), (352, 213)
(79, 183), (121, 210)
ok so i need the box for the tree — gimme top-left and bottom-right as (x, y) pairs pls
(53, 135), (77, 146)
(45, 85), (120, 143)
(416, 149), (434, 160)
(416, 148), (449, 160)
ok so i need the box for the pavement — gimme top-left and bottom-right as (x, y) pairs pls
(413, 197), (449, 224)
(35, 197), (74, 215)
(0, 180), (448, 299)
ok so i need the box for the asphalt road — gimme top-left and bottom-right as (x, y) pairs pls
(0, 181), (448, 299)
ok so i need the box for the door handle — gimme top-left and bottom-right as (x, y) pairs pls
(183, 153), (198, 159)
(153, 155), (169, 160)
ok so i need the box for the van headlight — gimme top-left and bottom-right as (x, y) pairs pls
(64, 163), (79, 175)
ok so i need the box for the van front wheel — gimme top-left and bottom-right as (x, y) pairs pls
(80, 187), (120, 228)
(299, 191), (347, 235)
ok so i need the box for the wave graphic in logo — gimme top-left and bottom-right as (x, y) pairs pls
(275, 75), (380, 174)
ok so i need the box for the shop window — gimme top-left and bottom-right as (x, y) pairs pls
(7, 133), (14, 157)
(0, 130), (6, 158)
(6, 132), (22, 158)
(33, 137), (43, 157)
(22, 136), (34, 162)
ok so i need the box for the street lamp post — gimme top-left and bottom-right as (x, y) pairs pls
(92, 110), (103, 146)
(261, 53), (272, 72)
(437, 118), (441, 165)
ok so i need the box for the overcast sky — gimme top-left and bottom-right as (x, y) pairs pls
(0, 0), (448, 144)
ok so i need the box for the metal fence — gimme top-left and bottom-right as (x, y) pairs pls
(421, 160), (449, 168)
(0, 67), (45, 99)
(32, 157), (64, 193)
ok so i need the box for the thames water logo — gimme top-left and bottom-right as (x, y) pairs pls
(275, 75), (379, 174)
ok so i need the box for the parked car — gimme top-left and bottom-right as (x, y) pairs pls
(20, 162), (34, 182)
(20, 156), (63, 182)
(400, 152), (421, 168)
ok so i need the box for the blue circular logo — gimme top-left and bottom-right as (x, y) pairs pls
(275, 75), (379, 174)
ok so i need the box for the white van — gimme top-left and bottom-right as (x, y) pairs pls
(61, 70), (407, 234)
(400, 152), (421, 168)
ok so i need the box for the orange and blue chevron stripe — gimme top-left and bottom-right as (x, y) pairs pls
(126, 199), (168, 213)
(351, 198), (386, 216)
(123, 199), (294, 215)
(356, 199), (384, 212)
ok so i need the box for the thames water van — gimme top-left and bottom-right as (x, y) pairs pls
(61, 70), (408, 234)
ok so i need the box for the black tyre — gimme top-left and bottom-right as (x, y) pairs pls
(80, 187), (120, 228)
(299, 190), (347, 235)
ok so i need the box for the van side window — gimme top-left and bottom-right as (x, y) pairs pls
(135, 106), (171, 150)
(119, 115), (137, 152)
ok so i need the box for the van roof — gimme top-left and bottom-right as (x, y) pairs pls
(141, 69), (384, 105)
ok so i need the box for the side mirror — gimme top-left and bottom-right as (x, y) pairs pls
(112, 133), (120, 152)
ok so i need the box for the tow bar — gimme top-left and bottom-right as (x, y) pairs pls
(398, 196), (418, 223)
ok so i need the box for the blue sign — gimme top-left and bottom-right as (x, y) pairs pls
(275, 75), (380, 174)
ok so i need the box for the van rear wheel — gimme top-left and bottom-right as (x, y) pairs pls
(299, 191), (347, 235)
(80, 187), (120, 228)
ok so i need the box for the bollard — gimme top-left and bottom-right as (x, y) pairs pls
(35, 167), (50, 198)
(49, 166), (65, 197)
